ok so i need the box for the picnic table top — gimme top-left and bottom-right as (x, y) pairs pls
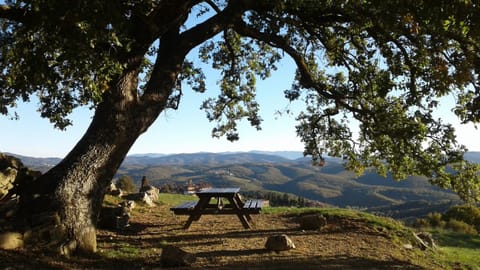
(196, 187), (240, 195)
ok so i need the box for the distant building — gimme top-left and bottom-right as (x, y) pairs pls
(183, 180), (212, 194)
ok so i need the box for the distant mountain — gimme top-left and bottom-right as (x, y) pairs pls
(247, 150), (304, 160)
(3, 150), (469, 221)
(122, 152), (291, 166)
(464, 151), (480, 163)
(4, 152), (61, 172)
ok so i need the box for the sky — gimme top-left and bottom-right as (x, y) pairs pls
(1, 7), (479, 158)
(1, 52), (479, 158)
(0, 56), (310, 158)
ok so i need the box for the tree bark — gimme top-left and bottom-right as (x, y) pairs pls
(18, 53), (179, 254)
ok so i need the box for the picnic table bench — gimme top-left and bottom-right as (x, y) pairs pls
(170, 188), (263, 229)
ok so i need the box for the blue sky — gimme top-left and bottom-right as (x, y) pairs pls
(1, 52), (479, 158)
(0, 56), (309, 158)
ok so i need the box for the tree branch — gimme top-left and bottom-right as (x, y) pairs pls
(0, 4), (29, 22)
(232, 21), (363, 115)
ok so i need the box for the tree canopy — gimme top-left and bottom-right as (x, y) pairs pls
(1, 0), (480, 202)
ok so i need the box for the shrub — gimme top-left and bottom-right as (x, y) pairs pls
(116, 175), (137, 194)
(427, 212), (445, 228)
(443, 205), (480, 229)
(413, 218), (430, 228)
(445, 219), (478, 234)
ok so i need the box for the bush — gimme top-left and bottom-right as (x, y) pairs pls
(443, 205), (480, 229)
(427, 212), (445, 228)
(445, 219), (478, 234)
(413, 218), (430, 228)
(116, 175), (137, 194)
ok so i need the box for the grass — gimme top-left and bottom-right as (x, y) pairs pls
(264, 206), (407, 231)
(157, 192), (198, 206)
(431, 231), (480, 269)
(99, 242), (143, 260)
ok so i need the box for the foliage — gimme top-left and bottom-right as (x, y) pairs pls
(1, 1), (480, 203)
(445, 219), (478, 234)
(442, 204), (480, 229)
(415, 205), (480, 235)
(427, 212), (446, 228)
(116, 175), (137, 194)
(243, 190), (309, 207)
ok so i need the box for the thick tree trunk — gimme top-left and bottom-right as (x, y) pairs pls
(18, 70), (168, 255)
(12, 28), (187, 255)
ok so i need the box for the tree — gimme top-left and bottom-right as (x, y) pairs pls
(116, 175), (136, 194)
(1, 0), (480, 254)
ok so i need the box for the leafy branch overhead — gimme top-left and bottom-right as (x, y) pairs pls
(0, 0), (479, 202)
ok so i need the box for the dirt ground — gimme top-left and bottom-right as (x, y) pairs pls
(0, 204), (443, 269)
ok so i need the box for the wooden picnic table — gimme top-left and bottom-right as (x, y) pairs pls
(170, 187), (263, 229)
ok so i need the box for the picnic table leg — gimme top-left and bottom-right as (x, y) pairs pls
(183, 197), (209, 229)
(228, 197), (251, 229)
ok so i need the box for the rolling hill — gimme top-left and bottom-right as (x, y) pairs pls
(6, 151), (472, 220)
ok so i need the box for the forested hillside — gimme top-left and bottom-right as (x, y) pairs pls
(9, 151), (468, 220)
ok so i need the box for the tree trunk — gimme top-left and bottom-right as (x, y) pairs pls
(11, 27), (187, 255)
(18, 70), (169, 255)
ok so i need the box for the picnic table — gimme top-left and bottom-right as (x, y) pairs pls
(170, 187), (263, 229)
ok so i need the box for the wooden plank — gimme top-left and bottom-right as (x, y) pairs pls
(170, 201), (197, 210)
(196, 188), (241, 196)
(243, 199), (263, 209)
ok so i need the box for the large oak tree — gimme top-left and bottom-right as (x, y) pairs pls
(1, 0), (479, 254)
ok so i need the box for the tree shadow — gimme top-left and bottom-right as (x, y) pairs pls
(210, 255), (426, 270)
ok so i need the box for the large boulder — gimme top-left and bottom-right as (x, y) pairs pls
(298, 214), (327, 230)
(139, 185), (160, 203)
(265, 234), (296, 252)
(0, 232), (24, 250)
(161, 245), (196, 267)
(98, 201), (134, 230)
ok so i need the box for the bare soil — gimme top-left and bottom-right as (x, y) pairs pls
(0, 204), (443, 269)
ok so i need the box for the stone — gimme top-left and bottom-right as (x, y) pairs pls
(0, 232), (24, 250)
(265, 234), (296, 252)
(106, 182), (123, 197)
(0, 167), (17, 200)
(161, 245), (196, 267)
(98, 204), (131, 230)
(414, 232), (436, 250)
(299, 214), (327, 230)
(139, 185), (160, 203)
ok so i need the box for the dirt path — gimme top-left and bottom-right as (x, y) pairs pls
(0, 204), (442, 269)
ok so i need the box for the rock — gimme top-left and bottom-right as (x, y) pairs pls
(106, 182), (123, 197)
(140, 192), (155, 206)
(265, 234), (296, 252)
(0, 232), (24, 250)
(120, 200), (135, 211)
(125, 185), (159, 207)
(0, 167), (17, 200)
(140, 185), (160, 203)
(98, 202), (132, 230)
(161, 245), (196, 267)
(414, 232), (436, 250)
(299, 214), (327, 230)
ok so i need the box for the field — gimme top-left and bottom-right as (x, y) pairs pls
(0, 194), (478, 269)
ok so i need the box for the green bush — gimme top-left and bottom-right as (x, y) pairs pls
(443, 205), (480, 229)
(116, 175), (137, 194)
(427, 212), (445, 228)
(413, 218), (430, 228)
(445, 219), (478, 234)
